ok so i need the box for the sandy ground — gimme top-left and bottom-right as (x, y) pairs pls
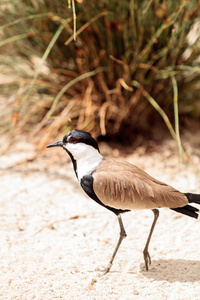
(1, 133), (200, 300)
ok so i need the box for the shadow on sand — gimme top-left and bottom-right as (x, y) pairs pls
(140, 259), (200, 282)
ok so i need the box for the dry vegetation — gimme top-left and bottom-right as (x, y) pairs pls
(0, 0), (200, 149)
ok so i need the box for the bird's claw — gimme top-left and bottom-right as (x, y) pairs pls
(143, 250), (151, 271)
(98, 262), (112, 276)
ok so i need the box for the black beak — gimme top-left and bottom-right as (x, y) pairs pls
(46, 140), (63, 148)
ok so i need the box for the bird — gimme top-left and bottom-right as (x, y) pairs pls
(46, 129), (200, 274)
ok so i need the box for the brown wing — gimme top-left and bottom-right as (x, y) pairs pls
(93, 157), (188, 210)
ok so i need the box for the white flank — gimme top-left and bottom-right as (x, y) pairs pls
(63, 143), (103, 181)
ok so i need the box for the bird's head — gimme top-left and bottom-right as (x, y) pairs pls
(46, 129), (100, 161)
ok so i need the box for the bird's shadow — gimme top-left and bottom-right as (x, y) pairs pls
(139, 259), (200, 283)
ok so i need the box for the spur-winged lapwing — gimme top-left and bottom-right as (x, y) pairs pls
(47, 129), (200, 274)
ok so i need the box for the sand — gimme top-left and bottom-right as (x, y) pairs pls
(1, 134), (200, 300)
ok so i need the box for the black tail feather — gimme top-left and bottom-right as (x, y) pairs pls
(170, 193), (200, 219)
(184, 193), (200, 204)
(171, 205), (199, 219)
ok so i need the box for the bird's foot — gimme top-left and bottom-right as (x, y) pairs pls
(97, 262), (112, 276)
(143, 250), (151, 271)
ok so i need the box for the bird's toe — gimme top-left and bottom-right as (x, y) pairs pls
(96, 262), (112, 276)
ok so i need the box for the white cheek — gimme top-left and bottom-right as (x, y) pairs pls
(63, 142), (103, 180)
(63, 143), (78, 154)
(63, 142), (92, 160)
(64, 143), (75, 152)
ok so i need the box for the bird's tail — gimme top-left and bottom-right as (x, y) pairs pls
(170, 193), (200, 219)
(184, 193), (200, 204)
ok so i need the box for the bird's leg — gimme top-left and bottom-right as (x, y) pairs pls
(103, 214), (127, 275)
(143, 208), (159, 271)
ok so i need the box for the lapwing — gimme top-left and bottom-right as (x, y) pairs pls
(47, 129), (200, 274)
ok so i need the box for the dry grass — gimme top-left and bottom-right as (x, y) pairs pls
(0, 0), (200, 149)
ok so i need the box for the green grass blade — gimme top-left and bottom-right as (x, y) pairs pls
(0, 13), (51, 31)
(132, 80), (177, 140)
(0, 33), (31, 47)
(137, 0), (187, 62)
(64, 11), (108, 46)
(171, 75), (183, 163)
(20, 18), (71, 110)
(71, 0), (76, 41)
(31, 67), (105, 136)
(132, 80), (187, 161)
(48, 67), (105, 118)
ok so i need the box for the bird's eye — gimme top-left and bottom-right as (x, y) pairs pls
(69, 137), (77, 144)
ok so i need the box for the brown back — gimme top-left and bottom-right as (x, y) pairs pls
(93, 158), (188, 210)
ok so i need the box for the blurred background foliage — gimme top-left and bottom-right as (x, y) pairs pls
(0, 0), (200, 148)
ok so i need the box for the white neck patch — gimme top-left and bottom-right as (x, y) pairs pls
(63, 142), (103, 181)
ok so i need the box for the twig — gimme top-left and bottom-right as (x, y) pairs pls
(32, 215), (87, 236)
(99, 102), (110, 136)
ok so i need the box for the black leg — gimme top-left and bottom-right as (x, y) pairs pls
(143, 209), (159, 271)
(103, 214), (127, 275)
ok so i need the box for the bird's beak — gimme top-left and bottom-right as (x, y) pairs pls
(46, 140), (63, 148)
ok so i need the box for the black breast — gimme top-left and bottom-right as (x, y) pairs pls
(80, 174), (130, 215)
